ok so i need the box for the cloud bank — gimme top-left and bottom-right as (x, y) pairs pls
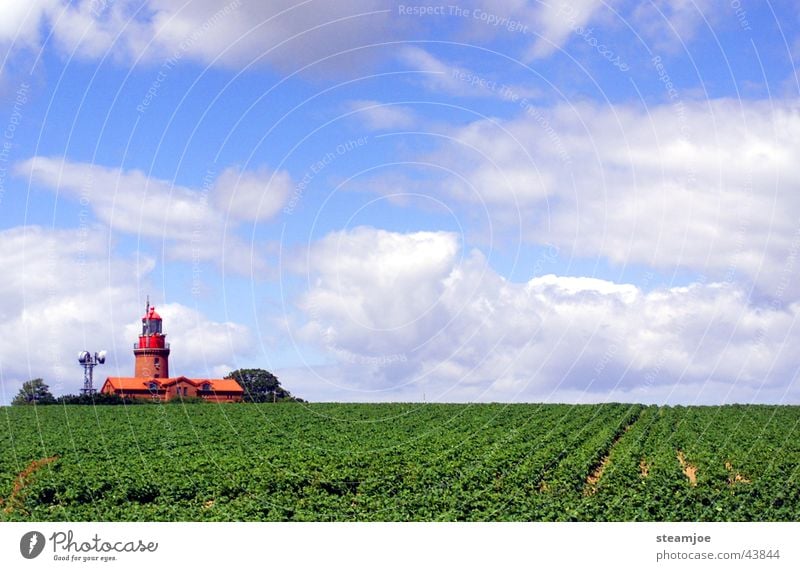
(285, 227), (800, 404)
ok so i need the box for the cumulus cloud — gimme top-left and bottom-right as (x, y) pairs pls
(407, 97), (800, 297)
(0, 225), (253, 402)
(285, 227), (800, 403)
(297, 227), (461, 336)
(16, 156), (291, 274)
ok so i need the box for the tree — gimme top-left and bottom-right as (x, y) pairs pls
(12, 378), (56, 405)
(225, 369), (303, 403)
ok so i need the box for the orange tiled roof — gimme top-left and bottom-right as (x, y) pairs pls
(191, 378), (244, 392)
(158, 376), (194, 387)
(103, 377), (156, 391)
(103, 376), (243, 393)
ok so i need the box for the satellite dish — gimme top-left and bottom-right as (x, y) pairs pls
(96, 350), (107, 364)
(78, 351), (90, 364)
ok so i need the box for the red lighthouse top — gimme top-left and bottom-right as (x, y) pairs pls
(137, 299), (167, 349)
(142, 306), (162, 321)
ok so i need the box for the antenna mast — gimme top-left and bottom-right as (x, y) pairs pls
(78, 350), (106, 395)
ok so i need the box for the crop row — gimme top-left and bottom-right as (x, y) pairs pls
(1, 403), (798, 521)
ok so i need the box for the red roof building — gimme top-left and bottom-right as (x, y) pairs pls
(101, 301), (244, 402)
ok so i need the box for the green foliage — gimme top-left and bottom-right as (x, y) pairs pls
(0, 403), (798, 521)
(165, 395), (207, 405)
(225, 368), (303, 403)
(11, 379), (56, 405)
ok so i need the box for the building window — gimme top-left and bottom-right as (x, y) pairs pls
(202, 383), (211, 392)
(183, 387), (188, 396)
(148, 382), (158, 392)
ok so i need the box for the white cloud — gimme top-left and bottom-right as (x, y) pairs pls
(1, 0), (402, 73)
(527, 0), (614, 59)
(521, 0), (712, 62)
(397, 46), (485, 97)
(213, 165), (293, 222)
(632, 0), (715, 53)
(0, 0), (59, 47)
(0, 0), (154, 65)
(47, 0), (151, 60)
(412, 97), (800, 296)
(347, 99), (418, 131)
(397, 46), (541, 100)
(0, 0), (640, 77)
(0, 0), (714, 86)
(285, 227), (800, 403)
(143, 0), (399, 72)
(16, 156), (290, 274)
(298, 227), (460, 336)
(0, 225), (253, 402)
(18, 156), (218, 238)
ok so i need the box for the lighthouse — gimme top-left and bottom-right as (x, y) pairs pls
(100, 299), (244, 401)
(133, 299), (170, 378)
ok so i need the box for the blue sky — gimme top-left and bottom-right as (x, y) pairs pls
(1, 0), (800, 404)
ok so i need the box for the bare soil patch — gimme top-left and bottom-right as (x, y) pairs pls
(676, 451), (697, 486)
(583, 413), (643, 496)
(724, 461), (751, 484)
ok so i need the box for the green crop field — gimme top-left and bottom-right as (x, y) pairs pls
(1, 403), (799, 521)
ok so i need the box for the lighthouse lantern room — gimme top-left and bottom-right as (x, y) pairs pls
(133, 298), (170, 378)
